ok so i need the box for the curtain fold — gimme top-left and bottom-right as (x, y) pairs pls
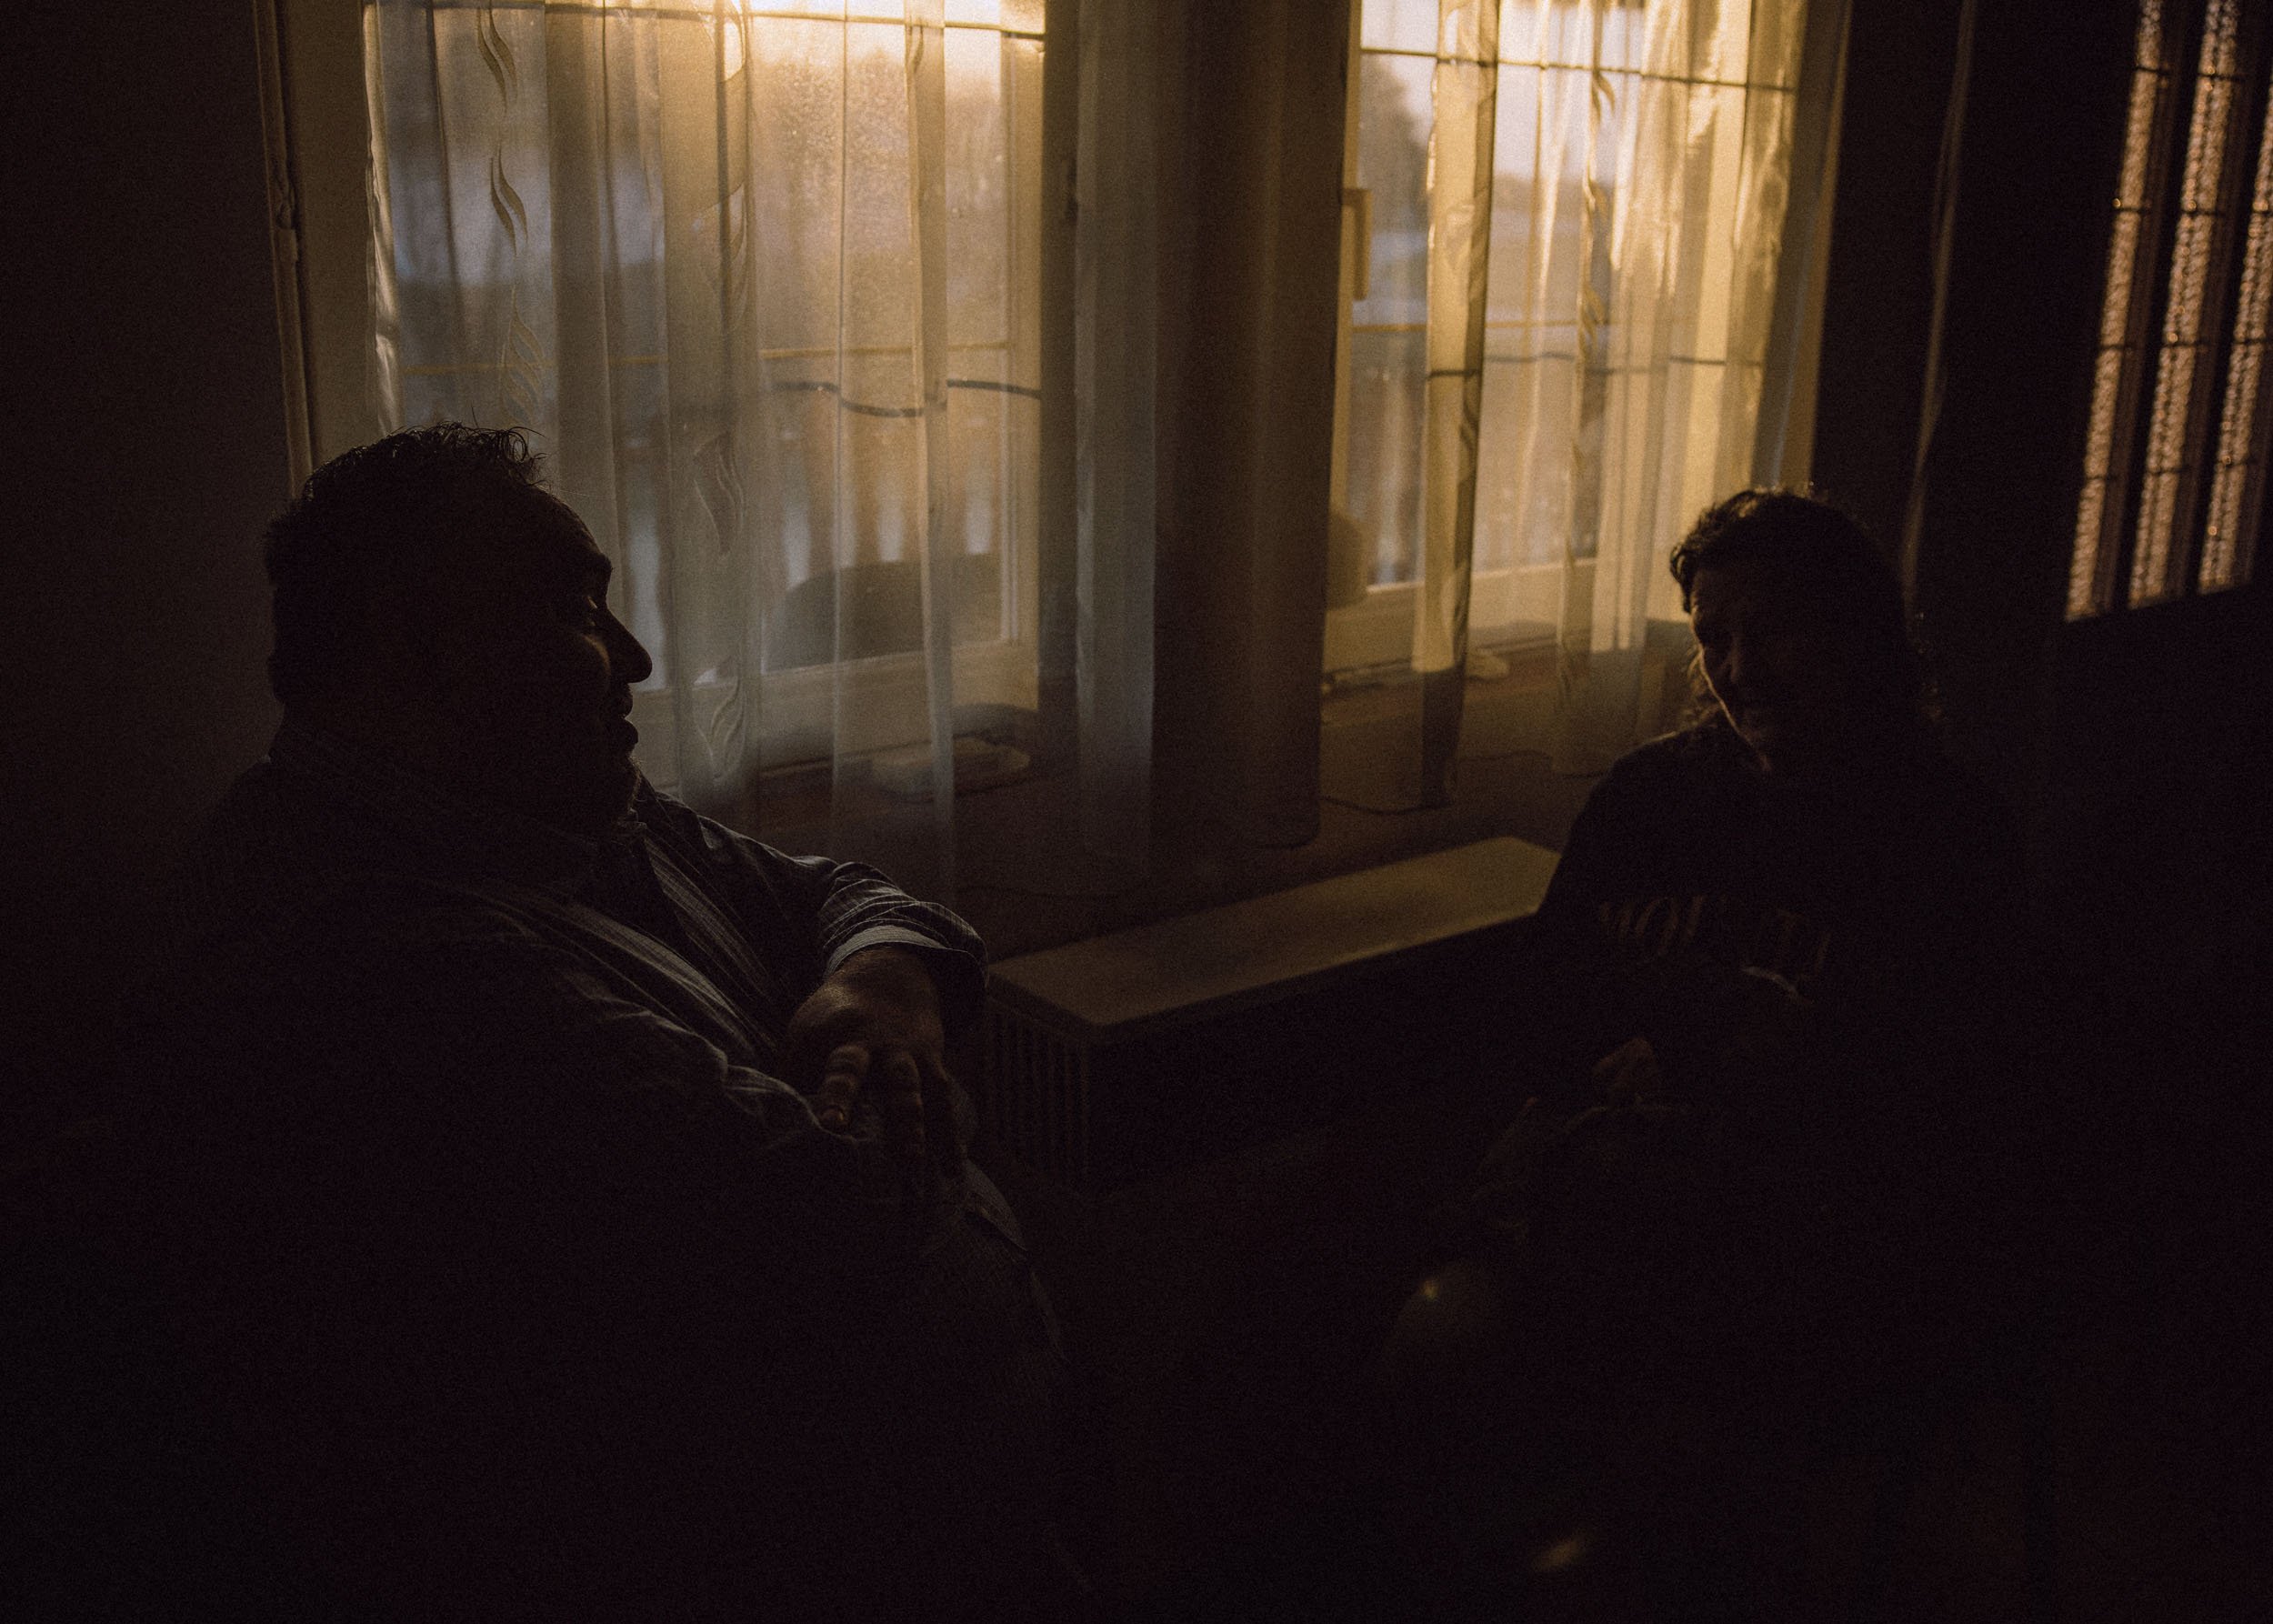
(902, 0), (957, 888)
(363, 0), (1143, 900)
(1074, 0), (1157, 867)
(1336, 0), (1836, 804)
(1157, 0), (1349, 850)
(1413, 0), (1500, 805)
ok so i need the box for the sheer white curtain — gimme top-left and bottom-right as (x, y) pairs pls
(1335, 0), (1840, 801)
(363, 0), (1151, 894)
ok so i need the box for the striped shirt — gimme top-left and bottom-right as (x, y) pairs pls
(146, 717), (994, 1258)
(108, 725), (1056, 1611)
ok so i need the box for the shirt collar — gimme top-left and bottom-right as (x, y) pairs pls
(266, 718), (646, 892)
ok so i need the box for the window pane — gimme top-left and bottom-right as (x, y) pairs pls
(366, 1), (1039, 706)
(2198, 59), (2273, 592)
(1346, 49), (1433, 586)
(2130, 0), (2248, 606)
(1335, 0), (1804, 644)
(2072, 7), (2177, 616)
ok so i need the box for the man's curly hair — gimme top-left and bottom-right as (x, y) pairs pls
(1668, 487), (1936, 733)
(263, 424), (545, 706)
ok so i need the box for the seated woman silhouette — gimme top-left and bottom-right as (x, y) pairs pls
(1386, 489), (2030, 1608)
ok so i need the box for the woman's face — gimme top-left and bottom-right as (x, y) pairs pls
(1688, 558), (1861, 773)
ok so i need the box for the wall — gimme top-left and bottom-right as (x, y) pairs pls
(2, 8), (289, 1138)
(1901, 0), (2136, 835)
(1807, 0), (1964, 554)
(1811, 0), (2130, 819)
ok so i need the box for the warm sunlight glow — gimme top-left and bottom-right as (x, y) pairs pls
(2131, 0), (2243, 606)
(2198, 69), (2273, 592)
(2071, 0), (2173, 617)
(714, 3), (1038, 82)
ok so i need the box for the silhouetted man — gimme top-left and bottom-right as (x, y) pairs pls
(47, 426), (1061, 1619)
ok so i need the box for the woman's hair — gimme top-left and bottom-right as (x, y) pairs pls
(1667, 487), (1936, 733)
(263, 424), (545, 706)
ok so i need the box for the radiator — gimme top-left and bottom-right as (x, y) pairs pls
(978, 837), (1560, 1195)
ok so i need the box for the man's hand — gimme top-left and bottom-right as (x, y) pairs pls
(782, 946), (963, 1172)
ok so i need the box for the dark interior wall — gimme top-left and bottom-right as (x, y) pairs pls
(2042, 588), (2272, 990)
(1901, 0), (2138, 831)
(1811, 0), (2134, 813)
(2, 9), (288, 1138)
(1807, 0), (1964, 551)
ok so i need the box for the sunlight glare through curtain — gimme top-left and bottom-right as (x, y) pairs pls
(363, 0), (1140, 895)
(1333, 0), (1830, 797)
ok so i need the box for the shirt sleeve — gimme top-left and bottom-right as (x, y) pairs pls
(636, 789), (988, 1033)
(281, 897), (967, 1282)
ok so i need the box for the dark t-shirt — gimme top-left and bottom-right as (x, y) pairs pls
(1546, 721), (2020, 984)
(1536, 719), (2025, 1101)
(1494, 721), (2034, 1391)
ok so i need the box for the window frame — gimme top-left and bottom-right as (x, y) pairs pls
(1320, 0), (1835, 681)
(2070, 0), (2273, 617)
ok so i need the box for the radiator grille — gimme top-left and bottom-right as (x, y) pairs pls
(976, 837), (1560, 1194)
(981, 1002), (1092, 1188)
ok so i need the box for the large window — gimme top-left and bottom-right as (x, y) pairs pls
(265, 0), (1088, 877)
(359, 1), (1046, 790)
(261, 0), (1826, 883)
(2071, 0), (2273, 616)
(1322, 0), (1836, 790)
(373, 4), (1041, 677)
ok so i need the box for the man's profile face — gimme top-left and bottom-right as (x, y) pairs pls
(425, 486), (656, 834)
(1688, 558), (1858, 774)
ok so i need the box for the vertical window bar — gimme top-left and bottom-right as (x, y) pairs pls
(2072, 0), (2180, 618)
(2198, 60), (2273, 592)
(2131, 0), (2249, 606)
